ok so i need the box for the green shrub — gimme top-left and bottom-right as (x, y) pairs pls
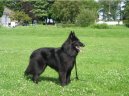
(123, 20), (129, 27)
(123, 1), (129, 27)
(0, 2), (4, 17)
(90, 23), (109, 29)
(75, 9), (96, 27)
(61, 24), (76, 27)
(10, 11), (31, 25)
(56, 23), (76, 27)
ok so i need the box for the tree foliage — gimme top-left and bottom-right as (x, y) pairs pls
(76, 9), (96, 27)
(51, 1), (80, 23)
(31, 0), (49, 22)
(4, 0), (23, 11)
(98, 0), (121, 20)
(75, 0), (98, 27)
(123, 1), (129, 27)
(1, 0), (124, 27)
(81, 0), (99, 11)
(0, 1), (4, 17)
(10, 11), (31, 24)
(0, 0), (99, 26)
(22, 1), (34, 19)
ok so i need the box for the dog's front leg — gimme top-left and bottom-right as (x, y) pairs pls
(59, 71), (67, 86)
(32, 74), (39, 84)
(66, 71), (71, 85)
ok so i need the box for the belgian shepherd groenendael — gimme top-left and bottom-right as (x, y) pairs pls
(24, 31), (85, 86)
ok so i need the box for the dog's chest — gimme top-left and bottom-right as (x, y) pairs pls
(62, 56), (75, 68)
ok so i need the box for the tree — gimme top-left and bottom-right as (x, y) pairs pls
(51, 1), (80, 23)
(2, 0), (52, 24)
(51, 0), (98, 24)
(75, 0), (98, 27)
(31, 0), (49, 23)
(98, 0), (121, 20)
(81, 0), (99, 11)
(4, 0), (23, 11)
(22, 1), (34, 19)
(10, 11), (31, 25)
(76, 9), (96, 27)
(123, 1), (129, 27)
(0, 1), (4, 17)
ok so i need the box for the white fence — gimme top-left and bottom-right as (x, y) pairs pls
(96, 21), (123, 25)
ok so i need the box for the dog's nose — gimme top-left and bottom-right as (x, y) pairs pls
(81, 43), (85, 47)
(82, 44), (85, 47)
(80, 42), (85, 47)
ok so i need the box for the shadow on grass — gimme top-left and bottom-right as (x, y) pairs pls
(24, 75), (86, 85)
(40, 76), (60, 85)
(24, 75), (60, 85)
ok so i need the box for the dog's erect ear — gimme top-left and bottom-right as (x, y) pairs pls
(70, 31), (73, 35)
(72, 31), (75, 36)
(68, 31), (76, 40)
(68, 31), (73, 39)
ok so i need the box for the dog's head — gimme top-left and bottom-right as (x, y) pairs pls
(68, 31), (85, 52)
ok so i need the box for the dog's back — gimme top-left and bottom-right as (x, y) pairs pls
(25, 47), (60, 75)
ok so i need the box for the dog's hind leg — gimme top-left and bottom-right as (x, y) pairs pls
(32, 59), (47, 84)
(24, 62), (32, 76)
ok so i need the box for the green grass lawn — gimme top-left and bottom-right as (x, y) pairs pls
(0, 25), (129, 96)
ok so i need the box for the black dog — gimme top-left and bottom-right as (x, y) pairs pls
(24, 31), (85, 86)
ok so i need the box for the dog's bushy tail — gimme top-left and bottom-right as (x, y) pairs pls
(24, 70), (29, 76)
(24, 59), (35, 77)
(24, 66), (31, 77)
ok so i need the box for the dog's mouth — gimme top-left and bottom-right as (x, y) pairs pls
(75, 46), (81, 52)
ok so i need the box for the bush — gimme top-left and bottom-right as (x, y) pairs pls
(0, 2), (4, 17)
(61, 24), (76, 27)
(51, 1), (80, 24)
(123, 1), (129, 27)
(75, 9), (96, 27)
(10, 11), (31, 25)
(90, 24), (109, 29)
(123, 20), (129, 27)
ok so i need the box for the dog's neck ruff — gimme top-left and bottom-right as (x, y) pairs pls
(61, 47), (78, 57)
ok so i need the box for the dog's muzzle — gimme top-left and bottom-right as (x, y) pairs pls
(75, 43), (85, 52)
